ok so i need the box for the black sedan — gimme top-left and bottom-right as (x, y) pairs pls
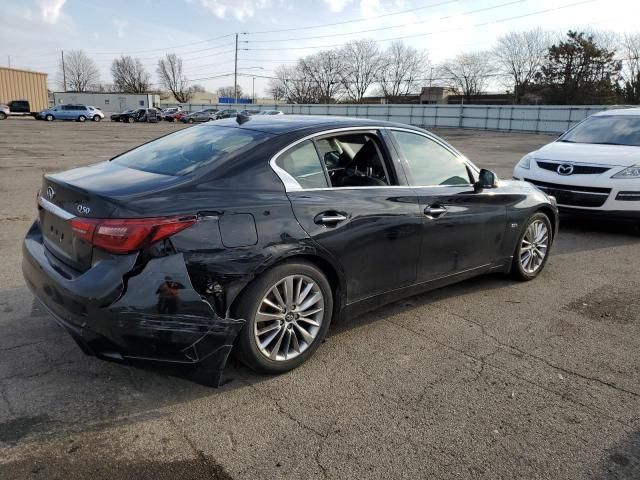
(22, 116), (558, 385)
(109, 109), (134, 122)
(119, 108), (160, 123)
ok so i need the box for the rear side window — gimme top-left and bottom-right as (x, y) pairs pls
(276, 140), (328, 189)
(391, 131), (471, 186)
(113, 125), (271, 176)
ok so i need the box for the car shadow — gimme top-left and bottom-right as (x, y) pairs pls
(551, 214), (639, 256)
(587, 430), (640, 479)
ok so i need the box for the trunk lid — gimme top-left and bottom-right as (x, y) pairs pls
(39, 161), (184, 272)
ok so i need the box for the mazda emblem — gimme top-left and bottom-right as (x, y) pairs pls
(557, 164), (574, 176)
(46, 186), (55, 199)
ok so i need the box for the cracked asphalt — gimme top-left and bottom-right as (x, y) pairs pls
(0, 118), (639, 479)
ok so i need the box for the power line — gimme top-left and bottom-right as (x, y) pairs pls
(245, 0), (599, 51)
(244, 0), (526, 44)
(84, 33), (236, 55)
(244, 0), (463, 35)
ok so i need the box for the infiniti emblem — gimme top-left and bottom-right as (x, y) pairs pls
(557, 164), (574, 176)
(46, 186), (55, 199)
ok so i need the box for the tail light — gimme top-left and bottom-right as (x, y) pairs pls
(70, 216), (197, 254)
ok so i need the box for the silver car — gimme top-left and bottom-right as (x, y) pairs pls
(0, 104), (8, 120)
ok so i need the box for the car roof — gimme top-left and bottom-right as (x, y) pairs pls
(593, 107), (640, 117)
(211, 114), (423, 135)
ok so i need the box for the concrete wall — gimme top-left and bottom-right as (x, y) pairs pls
(160, 102), (623, 134)
(0, 67), (48, 112)
(52, 93), (160, 113)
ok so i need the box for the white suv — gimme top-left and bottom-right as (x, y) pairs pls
(514, 108), (640, 222)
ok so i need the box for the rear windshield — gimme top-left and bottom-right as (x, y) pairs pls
(560, 115), (640, 146)
(112, 125), (270, 176)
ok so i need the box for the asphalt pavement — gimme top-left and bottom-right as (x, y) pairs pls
(0, 118), (638, 479)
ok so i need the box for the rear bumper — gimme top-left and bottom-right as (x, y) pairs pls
(22, 221), (245, 386)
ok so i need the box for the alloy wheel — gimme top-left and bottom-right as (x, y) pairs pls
(254, 274), (324, 362)
(519, 219), (549, 274)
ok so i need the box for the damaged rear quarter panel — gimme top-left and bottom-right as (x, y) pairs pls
(109, 253), (244, 365)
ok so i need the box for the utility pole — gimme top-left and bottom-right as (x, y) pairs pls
(61, 50), (67, 92)
(234, 33), (238, 104)
(7, 55), (10, 68)
(252, 77), (255, 104)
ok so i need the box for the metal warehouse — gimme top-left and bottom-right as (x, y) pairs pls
(0, 67), (48, 112)
(52, 92), (160, 113)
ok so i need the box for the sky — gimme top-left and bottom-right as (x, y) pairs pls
(1, 0), (639, 97)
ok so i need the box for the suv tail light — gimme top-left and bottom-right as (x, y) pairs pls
(70, 216), (197, 254)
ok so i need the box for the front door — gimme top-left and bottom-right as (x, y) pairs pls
(388, 129), (507, 282)
(276, 131), (422, 303)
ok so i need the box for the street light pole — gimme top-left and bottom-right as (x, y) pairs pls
(234, 33), (238, 104)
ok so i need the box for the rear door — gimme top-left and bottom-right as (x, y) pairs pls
(276, 129), (422, 303)
(388, 129), (507, 282)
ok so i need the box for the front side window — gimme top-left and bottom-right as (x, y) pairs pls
(276, 140), (328, 189)
(113, 125), (271, 176)
(391, 131), (470, 186)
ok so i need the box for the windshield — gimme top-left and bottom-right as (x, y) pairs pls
(560, 115), (640, 146)
(112, 125), (271, 176)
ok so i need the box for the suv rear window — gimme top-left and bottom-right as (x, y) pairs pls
(112, 125), (271, 176)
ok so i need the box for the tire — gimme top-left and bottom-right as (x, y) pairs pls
(0, 112), (6, 120)
(127, 117), (134, 124)
(510, 212), (552, 281)
(93, 115), (101, 122)
(78, 115), (86, 122)
(173, 117), (178, 123)
(188, 118), (194, 124)
(45, 114), (54, 122)
(233, 260), (333, 374)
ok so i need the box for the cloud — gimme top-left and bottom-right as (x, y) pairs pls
(38, 0), (66, 24)
(195, 0), (272, 21)
(324, 0), (354, 12)
(113, 18), (128, 38)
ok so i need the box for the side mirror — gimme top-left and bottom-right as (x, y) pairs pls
(323, 151), (340, 168)
(475, 169), (498, 190)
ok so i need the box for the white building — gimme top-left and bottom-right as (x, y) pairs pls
(52, 92), (160, 113)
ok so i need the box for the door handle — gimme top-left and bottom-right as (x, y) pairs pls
(424, 205), (447, 217)
(315, 212), (348, 225)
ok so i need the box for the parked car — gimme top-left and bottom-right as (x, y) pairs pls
(119, 108), (160, 123)
(259, 110), (284, 116)
(23, 116), (557, 385)
(514, 108), (640, 223)
(38, 104), (104, 122)
(238, 109), (261, 117)
(164, 110), (190, 122)
(0, 104), (8, 120)
(180, 109), (219, 123)
(5, 100), (33, 116)
(215, 108), (238, 119)
(110, 109), (135, 122)
(159, 107), (182, 121)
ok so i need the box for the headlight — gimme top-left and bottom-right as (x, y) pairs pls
(518, 154), (532, 169)
(612, 166), (640, 178)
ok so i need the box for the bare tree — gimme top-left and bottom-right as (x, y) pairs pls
(617, 33), (640, 103)
(217, 85), (243, 98)
(110, 56), (150, 93)
(439, 52), (493, 102)
(270, 64), (319, 103)
(339, 39), (383, 102)
(156, 53), (192, 103)
(191, 84), (206, 93)
(494, 29), (549, 103)
(58, 50), (100, 92)
(377, 41), (428, 100)
(299, 50), (344, 103)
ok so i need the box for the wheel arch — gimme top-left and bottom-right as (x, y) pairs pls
(227, 253), (346, 324)
(535, 205), (558, 241)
